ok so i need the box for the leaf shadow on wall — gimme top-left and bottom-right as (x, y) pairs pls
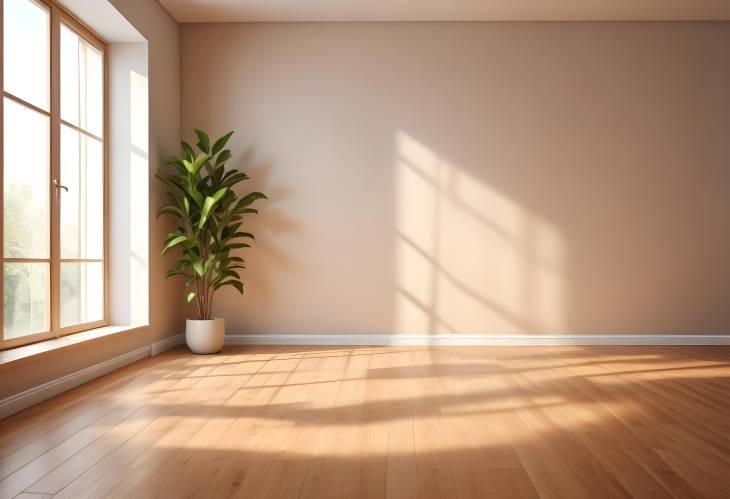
(215, 150), (301, 330)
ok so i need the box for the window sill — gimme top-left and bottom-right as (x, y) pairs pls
(0, 324), (148, 369)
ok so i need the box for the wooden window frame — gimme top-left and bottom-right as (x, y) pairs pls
(0, 0), (109, 350)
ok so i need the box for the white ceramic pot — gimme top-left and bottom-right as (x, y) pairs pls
(186, 318), (225, 354)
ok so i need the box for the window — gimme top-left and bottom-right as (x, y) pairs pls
(1, 0), (107, 349)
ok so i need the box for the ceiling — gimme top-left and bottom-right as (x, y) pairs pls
(60, 0), (144, 42)
(158, 0), (730, 23)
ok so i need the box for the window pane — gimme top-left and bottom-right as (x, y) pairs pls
(61, 24), (103, 137)
(60, 262), (103, 327)
(3, 97), (50, 259)
(60, 125), (104, 259)
(3, 262), (50, 339)
(3, 0), (50, 110)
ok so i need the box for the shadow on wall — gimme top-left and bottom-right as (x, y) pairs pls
(181, 23), (730, 335)
(224, 150), (300, 320)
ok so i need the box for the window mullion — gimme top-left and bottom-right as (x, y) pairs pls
(49, 4), (61, 337)
(1, 0), (108, 350)
(2, 92), (51, 118)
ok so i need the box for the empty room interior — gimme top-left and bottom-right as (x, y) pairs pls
(0, 0), (729, 497)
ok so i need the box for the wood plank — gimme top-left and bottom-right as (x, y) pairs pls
(0, 345), (725, 498)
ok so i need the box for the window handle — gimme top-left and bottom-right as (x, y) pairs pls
(53, 179), (68, 198)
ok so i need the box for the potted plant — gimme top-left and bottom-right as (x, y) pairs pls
(156, 129), (266, 354)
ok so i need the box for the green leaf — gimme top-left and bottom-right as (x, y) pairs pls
(199, 197), (215, 228)
(166, 157), (187, 175)
(212, 187), (229, 203)
(188, 189), (204, 209)
(186, 292), (197, 303)
(164, 230), (185, 242)
(221, 172), (250, 189)
(156, 204), (184, 218)
(175, 261), (191, 273)
(215, 150), (232, 166)
(166, 269), (189, 279)
(162, 235), (187, 255)
(188, 153), (210, 176)
(234, 192), (267, 212)
(193, 260), (205, 276)
(203, 256), (215, 275)
(224, 231), (254, 243)
(195, 129), (211, 154)
(225, 243), (251, 250)
(221, 169), (247, 182)
(217, 269), (241, 281)
(215, 280), (244, 294)
(212, 132), (234, 155)
(198, 187), (228, 229)
(155, 172), (185, 195)
(181, 141), (195, 160)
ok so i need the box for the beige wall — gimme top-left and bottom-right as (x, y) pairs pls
(182, 21), (730, 335)
(0, 0), (181, 400)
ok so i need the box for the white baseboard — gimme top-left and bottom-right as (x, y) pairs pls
(2, 332), (726, 421)
(0, 345), (148, 420)
(150, 333), (185, 356)
(224, 333), (730, 346)
(0, 334), (186, 420)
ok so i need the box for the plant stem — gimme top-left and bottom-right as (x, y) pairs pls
(207, 281), (214, 320)
(195, 278), (203, 320)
